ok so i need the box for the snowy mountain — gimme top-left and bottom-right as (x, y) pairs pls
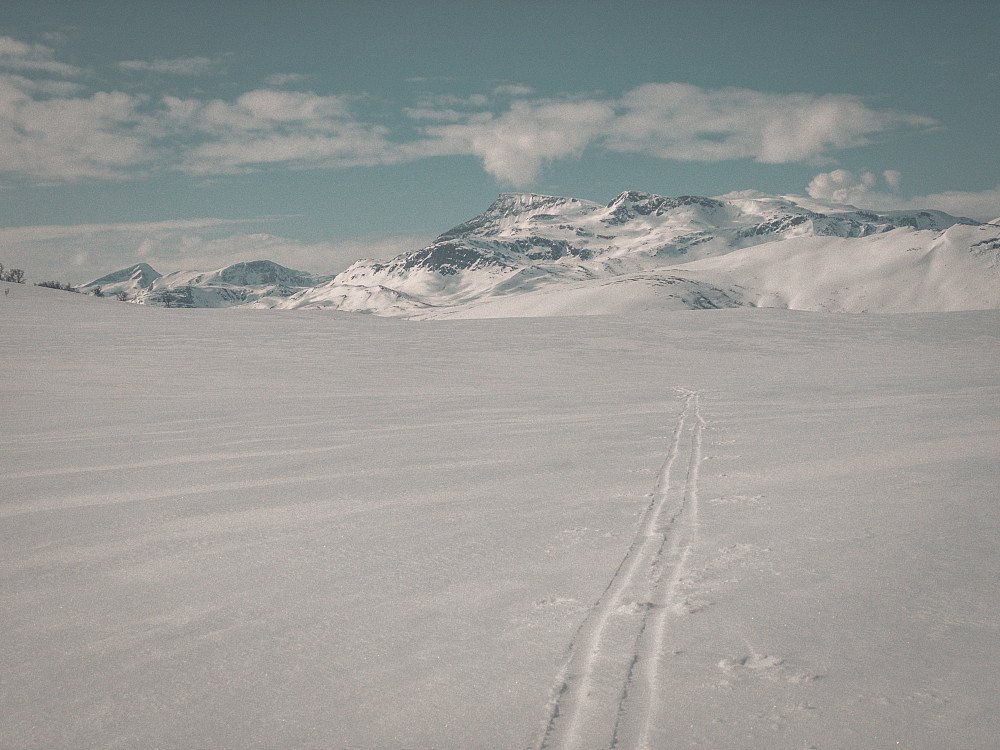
(276, 190), (995, 317)
(83, 260), (333, 308)
(77, 191), (999, 316)
(79, 262), (162, 297)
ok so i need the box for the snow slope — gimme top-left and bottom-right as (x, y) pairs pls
(3, 283), (999, 749)
(78, 262), (161, 297)
(278, 191), (994, 317)
(432, 223), (1000, 319)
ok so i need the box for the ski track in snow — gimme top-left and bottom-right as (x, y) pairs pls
(532, 390), (704, 750)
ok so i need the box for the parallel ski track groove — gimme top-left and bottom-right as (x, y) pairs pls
(630, 393), (703, 750)
(531, 391), (704, 750)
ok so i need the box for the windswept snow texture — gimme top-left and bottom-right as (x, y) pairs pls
(3, 284), (1000, 749)
(277, 191), (997, 317)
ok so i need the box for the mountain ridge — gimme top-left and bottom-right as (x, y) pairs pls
(79, 190), (997, 316)
(81, 259), (332, 308)
(278, 190), (991, 316)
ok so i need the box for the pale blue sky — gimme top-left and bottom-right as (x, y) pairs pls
(2, 0), (998, 281)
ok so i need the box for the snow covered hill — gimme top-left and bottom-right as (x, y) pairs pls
(275, 190), (995, 317)
(79, 262), (162, 297)
(76, 191), (999, 316)
(82, 260), (333, 307)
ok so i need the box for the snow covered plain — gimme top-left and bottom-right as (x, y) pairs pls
(3, 283), (999, 749)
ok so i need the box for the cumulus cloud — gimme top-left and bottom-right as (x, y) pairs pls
(157, 90), (396, 174)
(0, 75), (152, 181)
(419, 97), (616, 183)
(162, 89), (353, 133)
(1, 73), (84, 96)
(0, 36), (84, 77)
(806, 168), (886, 205)
(0, 34), (944, 186)
(606, 83), (934, 164)
(408, 83), (936, 185)
(806, 168), (1000, 220)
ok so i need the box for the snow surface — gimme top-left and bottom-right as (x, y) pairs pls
(3, 283), (1000, 748)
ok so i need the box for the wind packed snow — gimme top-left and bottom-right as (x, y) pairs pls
(2, 284), (1000, 748)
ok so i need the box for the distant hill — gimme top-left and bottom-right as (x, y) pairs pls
(82, 260), (333, 308)
(79, 263), (161, 297)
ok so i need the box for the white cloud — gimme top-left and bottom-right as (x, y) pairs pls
(413, 92), (490, 110)
(419, 98), (616, 184)
(1, 68), (397, 180)
(904, 187), (1000, 220)
(0, 76), (152, 181)
(231, 89), (350, 125)
(806, 168), (884, 205)
(409, 84), (937, 185)
(263, 73), (310, 87)
(607, 83), (934, 164)
(0, 73), (84, 96)
(0, 72), (946, 185)
(0, 217), (259, 243)
(0, 36), (83, 77)
(404, 107), (480, 122)
(155, 89), (396, 173)
(806, 169), (1000, 220)
(0, 38), (948, 187)
(493, 84), (534, 98)
(160, 89), (353, 134)
(118, 55), (224, 76)
(179, 128), (399, 174)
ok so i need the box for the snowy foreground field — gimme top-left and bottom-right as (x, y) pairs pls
(3, 284), (999, 749)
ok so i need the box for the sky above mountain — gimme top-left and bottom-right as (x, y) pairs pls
(2, 0), (999, 281)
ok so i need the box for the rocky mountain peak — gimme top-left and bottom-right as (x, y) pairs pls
(603, 191), (726, 225)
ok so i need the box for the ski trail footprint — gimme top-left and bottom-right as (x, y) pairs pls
(532, 391), (704, 750)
